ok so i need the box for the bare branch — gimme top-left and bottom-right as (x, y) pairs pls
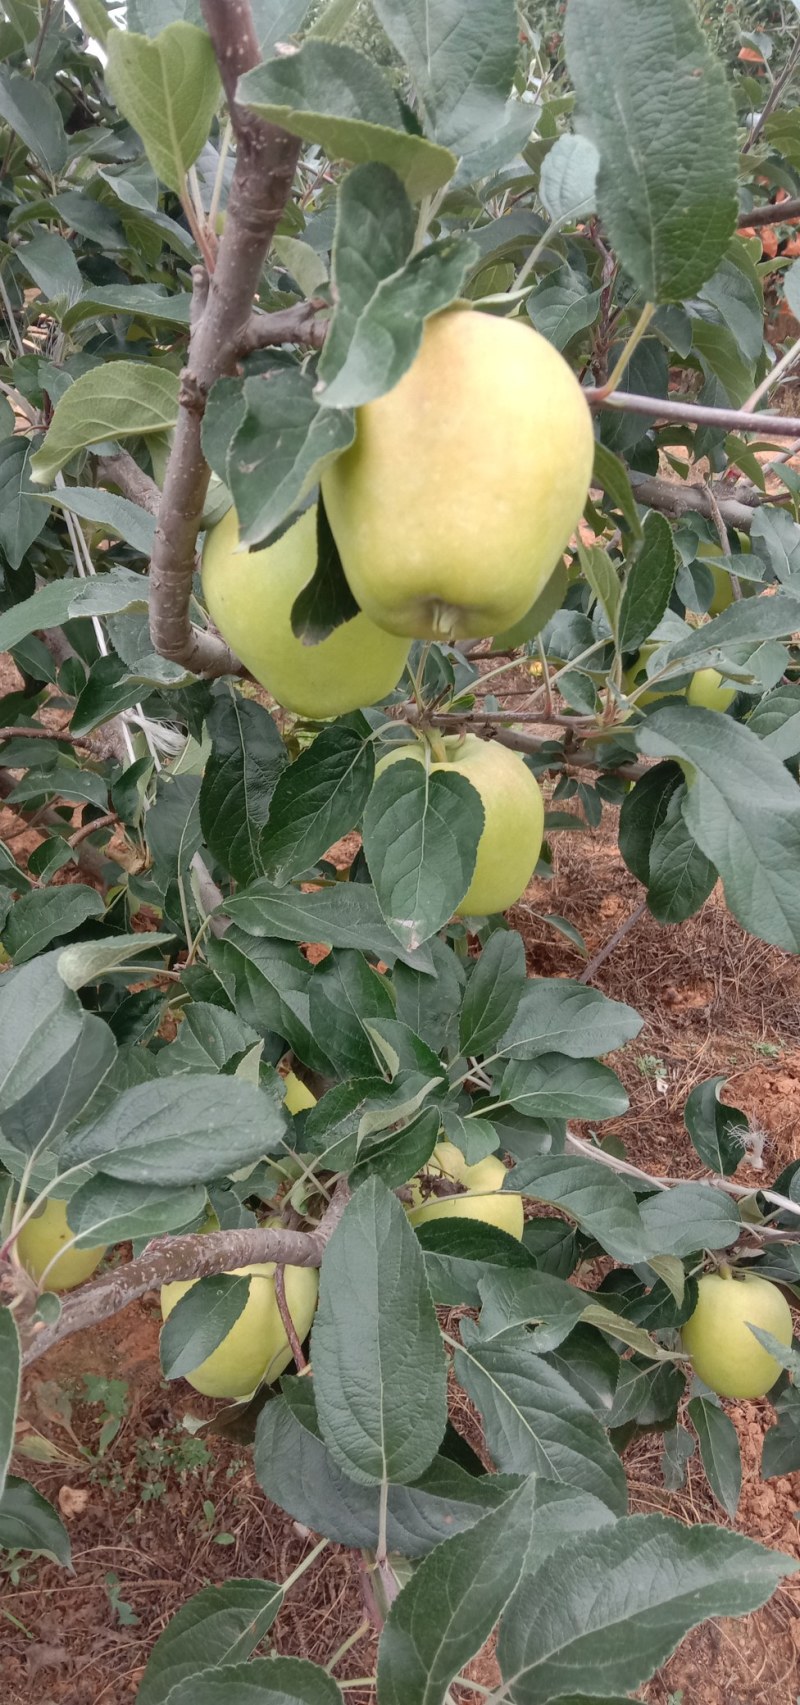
(738, 196), (800, 229)
(0, 724), (92, 748)
(95, 450), (161, 517)
(274, 1264), (308, 1370)
(587, 387), (800, 438)
(147, 0), (303, 676)
(19, 1181), (350, 1368)
(238, 301), (328, 357)
(578, 897), (649, 984)
(626, 475), (761, 533)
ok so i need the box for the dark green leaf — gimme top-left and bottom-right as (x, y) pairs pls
(618, 512), (678, 653)
(228, 368), (355, 551)
(637, 1185), (739, 1257)
(762, 1387), (800, 1479)
(0, 1009), (115, 1156)
(308, 948), (396, 1080)
(260, 720), (374, 886)
(290, 491), (360, 644)
(146, 774), (202, 877)
(591, 441), (643, 541)
(312, 1177), (447, 1484)
(565, 0), (737, 300)
(510, 1154), (647, 1264)
(618, 761), (683, 885)
(0, 438), (47, 569)
(459, 929), (526, 1058)
(527, 264), (602, 353)
(0, 66), (67, 173)
(160, 1275), (252, 1379)
(496, 1515), (793, 1702)
(647, 787), (718, 924)
(164, 1657), (344, 1705)
(689, 1395), (741, 1517)
(393, 937), (465, 1054)
(498, 978), (642, 1061)
(416, 1217), (535, 1308)
(67, 1176), (204, 1246)
(454, 1320), (628, 1513)
(350, 1106), (440, 1192)
(62, 1076), (288, 1185)
(363, 760), (484, 950)
(372, 0), (520, 157)
(3, 886), (105, 966)
(478, 1268), (588, 1351)
(0, 1310), (21, 1501)
(0, 1476), (71, 1567)
(0, 952), (84, 1115)
(224, 881), (435, 973)
(199, 690), (287, 887)
(136, 1579), (284, 1705)
(684, 1075), (749, 1176)
(499, 1054), (629, 1122)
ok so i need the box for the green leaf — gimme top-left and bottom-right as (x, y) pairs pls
(164, 1657), (344, 1705)
(0, 1008), (115, 1157)
(317, 160), (414, 390)
(0, 439), (47, 569)
(227, 367), (355, 548)
(478, 1268), (588, 1351)
(290, 493), (361, 643)
(592, 441), (643, 542)
(350, 1105), (441, 1191)
(747, 683), (800, 761)
(579, 541), (621, 637)
(71, 657), (155, 739)
(750, 504), (800, 584)
(0, 1310), (21, 1502)
(454, 1321), (628, 1513)
(638, 1185), (740, 1256)
(498, 978), (642, 1061)
(160, 1005), (260, 1076)
(684, 1075), (749, 1176)
(47, 485), (157, 556)
(371, 0), (520, 157)
(363, 760), (484, 951)
(688, 1395), (741, 1518)
(539, 132), (599, 221)
(564, 0), (737, 301)
(376, 1479), (539, 1705)
(105, 22), (220, 195)
(67, 1176), (204, 1247)
(459, 929), (526, 1058)
(224, 880), (435, 973)
(0, 66), (67, 174)
(30, 363), (180, 486)
(394, 937), (465, 1056)
(618, 761), (683, 886)
(762, 1388), (800, 1479)
(637, 703), (800, 951)
(647, 786), (718, 925)
(3, 886), (105, 966)
(527, 265), (602, 354)
(618, 512), (678, 653)
(199, 690), (287, 887)
(496, 1514), (794, 1702)
(308, 948), (395, 1080)
(61, 1076), (288, 1185)
(160, 1274), (252, 1379)
(255, 1379), (518, 1556)
(57, 933), (174, 990)
(499, 1054), (629, 1122)
(259, 720), (374, 886)
(239, 40), (455, 200)
(312, 1177), (447, 1485)
(0, 1477), (72, 1568)
(510, 1153), (647, 1264)
(62, 285), (193, 333)
(418, 1217), (535, 1308)
(136, 1579), (284, 1705)
(17, 231), (83, 302)
(0, 580), (78, 655)
(71, 0), (116, 45)
(208, 929), (334, 1078)
(0, 952), (84, 1115)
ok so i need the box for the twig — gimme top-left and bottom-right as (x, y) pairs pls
(237, 301), (327, 356)
(488, 725), (648, 780)
(68, 811), (117, 849)
(625, 474), (770, 533)
(738, 195), (800, 228)
(94, 450), (161, 516)
(148, 0), (303, 676)
(743, 330), (800, 414)
(743, 31), (800, 154)
(0, 725), (91, 747)
(586, 387), (800, 437)
(16, 1181), (350, 1367)
(578, 897), (649, 984)
(274, 1265), (308, 1371)
(564, 1129), (800, 1224)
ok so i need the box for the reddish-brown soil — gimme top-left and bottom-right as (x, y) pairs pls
(4, 657), (800, 1703)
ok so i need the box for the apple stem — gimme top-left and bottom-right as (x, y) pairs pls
(274, 1264), (308, 1370)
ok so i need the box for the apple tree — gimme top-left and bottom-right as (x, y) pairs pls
(2, 0), (800, 1699)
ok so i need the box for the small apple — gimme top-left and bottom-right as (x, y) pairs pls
(16, 1197), (106, 1292)
(321, 307), (594, 642)
(621, 643), (681, 708)
(376, 733), (544, 916)
(283, 1070), (317, 1115)
(202, 506), (410, 719)
(681, 1267), (793, 1399)
(696, 539), (753, 617)
(407, 1140), (524, 1240)
(686, 668), (736, 713)
(160, 1259), (318, 1399)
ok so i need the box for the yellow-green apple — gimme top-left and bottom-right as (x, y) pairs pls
(407, 1140), (524, 1239)
(681, 1267), (793, 1399)
(16, 1197), (106, 1292)
(160, 1259), (318, 1399)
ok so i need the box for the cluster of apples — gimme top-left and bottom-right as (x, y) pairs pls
(14, 1072), (793, 1402)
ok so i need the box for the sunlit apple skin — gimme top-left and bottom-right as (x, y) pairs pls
(160, 1261), (318, 1400)
(16, 1198), (106, 1292)
(202, 506), (409, 719)
(321, 308), (594, 642)
(686, 668), (736, 713)
(681, 1269), (793, 1399)
(283, 1070), (317, 1114)
(376, 733), (544, 917)
(407, 1141), (524, 1239)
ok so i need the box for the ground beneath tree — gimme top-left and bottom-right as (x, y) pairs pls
(4, 668), (800, 1702)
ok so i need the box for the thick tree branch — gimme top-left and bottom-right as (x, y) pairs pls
(586, 387), (800, 438)
(147, 0), (303, 676)
(18, 1182), (350, 1368)
(625, 475), (761, 532)
(238, 301), (328, 357)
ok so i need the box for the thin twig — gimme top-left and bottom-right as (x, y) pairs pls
(0, 725), (91, 747)
(743, 30), (800, 154)
(578, 897), (649, 984)
(738, 195), (800, 228)
(587, 388), (800, 437)
(68, 811), (117, 849)
(274, 1265), (308, 1371)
